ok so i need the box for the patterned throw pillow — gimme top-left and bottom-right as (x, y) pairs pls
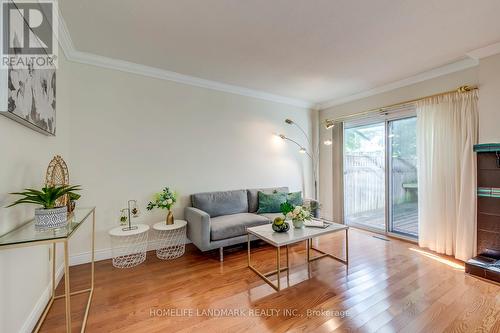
(257, 191), (287, 214)
(287, 192), (303, 206)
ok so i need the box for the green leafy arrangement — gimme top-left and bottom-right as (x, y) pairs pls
(7, 185), (82, 209)
(280, 201), (294, 216)
(69, 192), (81, 202)
(147, 187), (177, 211)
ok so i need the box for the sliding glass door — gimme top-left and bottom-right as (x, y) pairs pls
(343, 122), (386, 231)
(388, 117), (418, 237)
(343, 115), (418, 239)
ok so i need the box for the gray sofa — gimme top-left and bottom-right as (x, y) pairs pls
(185, 187), (289, 261)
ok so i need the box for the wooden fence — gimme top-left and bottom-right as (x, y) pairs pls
(344, 153), (417, 216)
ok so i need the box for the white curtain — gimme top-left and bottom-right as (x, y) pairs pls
(417, 90), (478, 261)
(331, 122), (344, 224)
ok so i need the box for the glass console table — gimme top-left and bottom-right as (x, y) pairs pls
(0, 207), (96, 333)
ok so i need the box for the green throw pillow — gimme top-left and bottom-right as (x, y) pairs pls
(287, 192), (303, 206)
(257, 191), (287, 214)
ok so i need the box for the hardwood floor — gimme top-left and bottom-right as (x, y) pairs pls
(39, 229), (500, 333)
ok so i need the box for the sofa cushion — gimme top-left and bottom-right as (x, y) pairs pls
(192, 190), (248, 218)
(259, 212), (285, 222)
(287, 191), (303, 206)
(247, 187), (288, 213)
(257, 191), (287, 214)
(210, 213), (269, 241)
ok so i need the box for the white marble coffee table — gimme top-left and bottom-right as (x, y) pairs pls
(247, 221), (348, 291)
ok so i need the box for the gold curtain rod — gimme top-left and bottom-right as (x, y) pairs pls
(323, 85), (478, 128)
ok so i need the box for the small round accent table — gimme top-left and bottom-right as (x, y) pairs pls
(109, 224), (150, 268)
(152, 220), (187, 260)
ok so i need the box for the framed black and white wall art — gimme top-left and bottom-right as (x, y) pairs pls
(2, 67), (57, 136)
(0, 1), (57, 136)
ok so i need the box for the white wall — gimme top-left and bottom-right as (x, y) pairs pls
(66, 61), (314, 257)
(318, 67), (479, 220)
(0, 55), (71, 333)
(478, 54), (500, 143)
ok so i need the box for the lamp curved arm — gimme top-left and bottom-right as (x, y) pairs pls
(280, 135), (315, 169)
(285, 118), (318, 165)
(280, 133), (319, 200)
(281, 135), (303, 150)
(291, 121), (312, 148)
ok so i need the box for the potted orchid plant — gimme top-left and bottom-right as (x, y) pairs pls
(147, 187), (177, 225)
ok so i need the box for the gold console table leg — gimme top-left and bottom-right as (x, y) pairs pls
(33, 209), (96, 333)
(64, 240), (72, 333)
(80, 209), (96, 332)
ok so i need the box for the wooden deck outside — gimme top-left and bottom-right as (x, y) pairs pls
(346, 202), (418, 237)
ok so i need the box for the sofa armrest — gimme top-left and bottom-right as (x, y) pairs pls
(184, 207), (211, 251)
(304, 198), (319, 206)
(304, 198), (320, 218)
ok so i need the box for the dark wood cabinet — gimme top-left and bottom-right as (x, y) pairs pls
(465, 144), (500, 283)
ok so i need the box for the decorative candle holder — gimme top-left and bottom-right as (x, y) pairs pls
(121, 199), (140, 231)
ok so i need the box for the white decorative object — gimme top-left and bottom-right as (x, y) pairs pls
(303, 219), (325, 228)
(152, 220), (187, 260)
(109, 224), (150, 268)
(34, 206), (68, 229)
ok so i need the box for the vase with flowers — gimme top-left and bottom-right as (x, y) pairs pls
(286, 205), (311, 229)
(147, 187), (177, 225)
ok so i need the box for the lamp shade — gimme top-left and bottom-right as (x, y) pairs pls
(324, 119), (335, 129)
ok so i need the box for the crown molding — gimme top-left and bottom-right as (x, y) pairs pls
(56, 3), (75, 60)
(55, 9), (489, 112)
(68, 49), (316, 108)
(55, 12), (314, 109)
(466, 41), (500, 60)
(317, 58), (479, 110)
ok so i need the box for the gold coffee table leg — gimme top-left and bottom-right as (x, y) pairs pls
(248, 234), (288, 291)
(308, 233), (349, 265)
(286, 245), (290, 285)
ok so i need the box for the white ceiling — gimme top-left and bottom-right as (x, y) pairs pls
(61, 0), (500, 107)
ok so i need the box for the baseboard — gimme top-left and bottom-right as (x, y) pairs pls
(20, 263), (64, 333)
(70, 247), (114, 266)
(69, 239), (192, 266)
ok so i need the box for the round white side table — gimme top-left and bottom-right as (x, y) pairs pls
(109, 224), (150, 268)
(152, 220), (187, 260)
